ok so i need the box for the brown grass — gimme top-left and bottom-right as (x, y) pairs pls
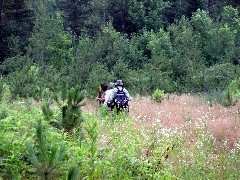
(82, 94), (240, 148)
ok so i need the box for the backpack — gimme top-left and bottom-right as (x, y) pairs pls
(115, 86), (128, 109)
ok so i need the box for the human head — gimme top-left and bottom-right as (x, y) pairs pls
(101, 82), (108, 91)
(115, 79), (124, 86)
(108, 82), (115, 89)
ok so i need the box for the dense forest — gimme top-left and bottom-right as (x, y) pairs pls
(0, 0), (240, 98)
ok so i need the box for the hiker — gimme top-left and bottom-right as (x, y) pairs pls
(96, 82), (108, 105)
(104, 82), (115, 112)
(105, 79), (131, 112)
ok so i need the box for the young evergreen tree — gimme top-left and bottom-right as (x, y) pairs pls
(53, 82), (85, 132)
(28, 120), (65, 180)
(5, 165), (21, 180)
(67, 166), (80, 180)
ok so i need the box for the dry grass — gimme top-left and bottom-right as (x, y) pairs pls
(82, 94), (240, 148)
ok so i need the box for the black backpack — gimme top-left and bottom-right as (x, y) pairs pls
(115, 87), (128, 109)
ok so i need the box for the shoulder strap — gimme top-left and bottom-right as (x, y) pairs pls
(116, 86), (124, 94)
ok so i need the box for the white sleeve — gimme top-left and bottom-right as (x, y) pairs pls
(123, 88), (131, 101)
(104, 90), (111, 105)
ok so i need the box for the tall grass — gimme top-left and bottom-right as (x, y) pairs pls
(1, 94), (239, 179)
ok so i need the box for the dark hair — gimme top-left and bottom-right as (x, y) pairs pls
(101, 82), (108, 87)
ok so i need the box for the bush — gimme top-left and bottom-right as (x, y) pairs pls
(228, 77), (240, 100)
(7, 65), (41, 99)
(151, 88), (166, 103)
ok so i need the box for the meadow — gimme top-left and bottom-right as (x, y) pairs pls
(1, 93), (239, 179)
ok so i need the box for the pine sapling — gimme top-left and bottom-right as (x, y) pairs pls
(28, 120), (65, 180)
(53, 82), (85, 132)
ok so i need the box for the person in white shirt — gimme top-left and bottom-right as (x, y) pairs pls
(104, 80), (131, 113)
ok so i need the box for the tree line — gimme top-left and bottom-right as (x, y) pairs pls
(0, 0), (239, 99)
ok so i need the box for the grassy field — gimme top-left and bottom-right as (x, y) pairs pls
(1, 94), (240, 179)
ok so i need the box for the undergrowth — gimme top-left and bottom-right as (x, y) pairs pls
(0, 98), (239, 179)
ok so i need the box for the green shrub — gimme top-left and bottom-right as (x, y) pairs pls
(7, 65), (41, 99)
(218, 77), (240, 107)
(151, 89), (166, 103)
(228, 77), (240, 100)
(219, 89), (237, 107)
(203, 63), (240, 92)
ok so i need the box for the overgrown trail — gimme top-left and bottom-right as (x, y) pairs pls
(82, 94), (240, 147)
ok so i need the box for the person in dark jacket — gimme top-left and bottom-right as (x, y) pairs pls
(96, 82), (108, 105)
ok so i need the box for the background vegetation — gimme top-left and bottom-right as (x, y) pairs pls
(0, 0), (239, 98)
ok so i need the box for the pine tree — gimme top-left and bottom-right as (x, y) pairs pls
(54, 82), (85, 132)
(28, 120), (65, 180)
(67, 166), (80, 180)
(5, 165), (21, 180)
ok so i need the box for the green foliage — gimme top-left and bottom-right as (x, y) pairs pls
(41, 102), (54, 121)
(4, 57), (70, 99)
(27, 2), (73, 69)
(191, 9), (213, 35)
(222, 6), (240, 65)
(68, 36), (96, 86)
(152, 89), (166, 103)
(128, 68), (150, 95)
(94, 25), (131, 69)
(129, 0), (170, 33)
(228, 77), (240, 99)
(0, 0), (34, 61)
(113, 59), (129, 86)
(169, 16), (205, 87)
(206, 25), (235, 65)
(1, 55), (33, 73)
(216, 77), (240, 107)
(7, 65), (41, 99)
(85, 62), (114, 98)
(5, 165), (21, 180)
(0, 102), (42, 178)
(56, 0), (96, 37)
(1, 0), (240, 178)
(53, 83), (85, 132)
(222, 6), (240, 30)
(147, 28), (172, 58)
(145, 63), (178, 93)
(219, 89), (236, 107)
(28, 120), (66, 179)
(67, 166), (80, 180)
(0, 98), (240, 178)
(83, 119), (99, 179)
(203, 63), (240, 92)
(0, 76), (6, 101)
